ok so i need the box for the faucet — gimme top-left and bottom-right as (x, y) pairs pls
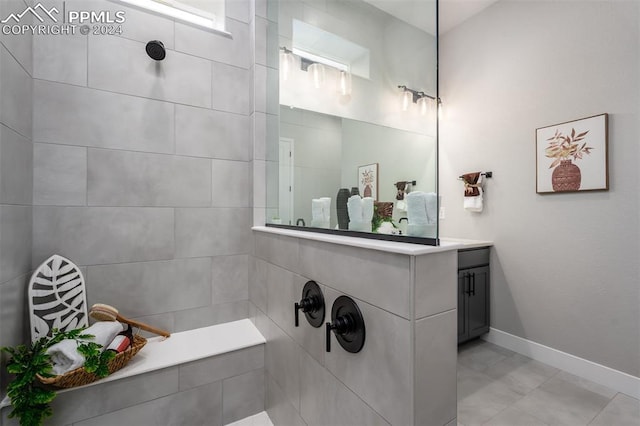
(296, 218), (306, 227)
(398, 217), (408, 223)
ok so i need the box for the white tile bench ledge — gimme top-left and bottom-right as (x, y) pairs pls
(1, 319), (265, 408)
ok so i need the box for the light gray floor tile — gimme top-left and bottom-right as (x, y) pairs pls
(483, 406), (549, 426)
(513, 375), (612, 425)
(482, 353), (559, 392)
(458, 340), (514, 372)
(554, 370), (618, 399)
(589, 393), (640, 426)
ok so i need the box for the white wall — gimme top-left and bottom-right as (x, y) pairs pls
(440, 0), (639, 376)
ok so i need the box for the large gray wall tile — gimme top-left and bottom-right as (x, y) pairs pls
(249, 257), (268, 313)
(179, 345), (264, 391)
(88, 149), (212, 207)
(0, 274), (29, 395)
(175, 105), (250, 161)
(33, 206), (174, 266)
(265, 317), (301, 412)
(415, 310), (457, 426)
(0, 0), (33, 75)
(324, 287), (412, 426)
(298, 239), (412, 318)
(33, 143), (86, 206)
(173, 300), (249, 331)
(0, 125), (32, 205)
(74, 379), (223, 426)
(212, 62), (251, 115)
(300, 351), (390, 426)
(226, 0), (251, 23)
(0, 45), (32, 139)
(266, 373), (307, 426)
(212, 254), (249, 304)
(0, 205), (32, 284)
(33, 33), (87, 86)
(88, 35), (212, 108)
(175, 208), (251, 258)
(212, 159), (250, 207)
(222, 368), (265, 424)
(254, 232), (299, 273)
(34, 80), (174, 153)
(415, 250), (458, 319)
(50, 367), (179, 425)
(86, 258), (212, 317)
(175, 19), (250, 69)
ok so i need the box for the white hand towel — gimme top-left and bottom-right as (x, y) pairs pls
(47, 321), (124, 375)
(347, 195), (363, 222)
(395, 200), (407, 212)
(362, 197), (374, 222)
(406, 191), (429, 225)
(464, 187), (484, 212)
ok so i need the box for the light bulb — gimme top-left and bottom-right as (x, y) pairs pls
(400, 90), (413, 111)
(416, 96), (428, 115)
(308, 63), (325, 89)
(280, 49), (294, 81)
(338, 71), (352, 96)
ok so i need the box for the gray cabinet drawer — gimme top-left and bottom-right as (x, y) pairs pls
(458, 247), (490, 269)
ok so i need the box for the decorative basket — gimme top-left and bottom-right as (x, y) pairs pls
(36, 335), (147, 389)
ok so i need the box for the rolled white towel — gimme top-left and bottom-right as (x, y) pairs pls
(47, 321), (125, 375)
(407, 223), (437, 238)
(347, 195), (363, 222)
(320, 197), (331, 223)
(362, 197), (374, 223)
(406, 192), (429, 225)
(424, 192), (438, 225)
(311, 199), (324, 221)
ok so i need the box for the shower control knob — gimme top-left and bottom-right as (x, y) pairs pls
(326, 296), (365, 353)
(294, 281), (325, 328)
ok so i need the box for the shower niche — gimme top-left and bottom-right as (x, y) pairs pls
(265, 0), (439, 245)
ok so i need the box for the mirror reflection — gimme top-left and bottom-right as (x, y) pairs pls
(268, 0), (438, 242)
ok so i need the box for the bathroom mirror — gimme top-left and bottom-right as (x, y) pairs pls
(266, 0), (438, 244)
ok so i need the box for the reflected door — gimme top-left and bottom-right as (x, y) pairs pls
(279, 138), (295, 225)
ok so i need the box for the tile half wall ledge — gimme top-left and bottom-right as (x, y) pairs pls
(0, 319), (266, 409)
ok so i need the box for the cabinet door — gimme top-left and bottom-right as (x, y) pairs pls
(457, 271), (468, 343)
(467, 266), (490, 339)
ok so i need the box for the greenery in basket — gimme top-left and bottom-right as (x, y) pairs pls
(1, 328), (115, 426)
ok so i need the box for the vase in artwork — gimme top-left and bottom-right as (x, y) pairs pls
(551, 160), (581, 191)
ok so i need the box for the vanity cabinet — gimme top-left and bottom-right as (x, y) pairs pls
(458, 248), (490, 344)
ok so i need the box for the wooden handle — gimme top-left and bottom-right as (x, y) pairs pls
(117, 314), (171, 337)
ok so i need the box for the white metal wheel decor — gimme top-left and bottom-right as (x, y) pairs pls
(28, 254), (89, 342)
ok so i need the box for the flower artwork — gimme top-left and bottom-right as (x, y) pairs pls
(536, 114), (608, 193)
(358, 163), (378, 200)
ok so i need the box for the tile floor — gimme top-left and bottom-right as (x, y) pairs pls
(229, 340), (640, 426)
(457, 339), (640, 426)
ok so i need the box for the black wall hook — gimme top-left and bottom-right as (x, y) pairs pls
(294, 281), (325, 328)
(326, 296), (365, 353)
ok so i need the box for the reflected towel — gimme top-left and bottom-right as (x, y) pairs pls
(347, 195), (363, 222)
(362, 197), (374, 222)
(320, 197), (331, 222)
(406, 192), (429, 225)
(47, 321), (124, 375)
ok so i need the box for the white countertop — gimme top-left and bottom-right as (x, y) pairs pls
(253, 226), (492, 255)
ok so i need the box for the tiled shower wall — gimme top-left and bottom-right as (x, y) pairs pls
(0, 0), (34, 395)
(29, 0), (255, 335)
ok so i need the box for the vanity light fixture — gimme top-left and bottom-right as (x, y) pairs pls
(280, 47), (295, 81)
(338, 70), (352, 96)
(398, 85), (440, 115)
(307, 62), (326, 89)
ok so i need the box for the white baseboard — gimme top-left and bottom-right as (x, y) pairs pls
(482, 327), (640, 400)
